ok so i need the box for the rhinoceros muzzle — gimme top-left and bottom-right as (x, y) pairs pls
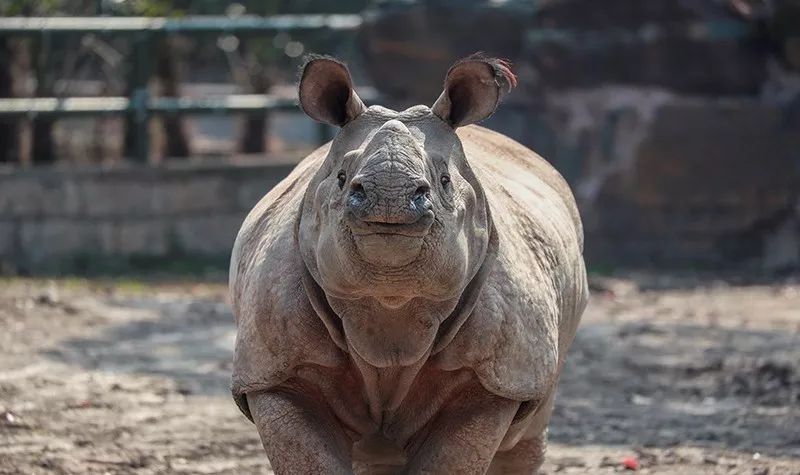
(345, 177), (435, 238)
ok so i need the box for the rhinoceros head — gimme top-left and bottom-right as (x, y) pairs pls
(297, 54), (515, 309)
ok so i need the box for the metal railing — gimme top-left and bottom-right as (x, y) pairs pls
(0, 15), (365, 162)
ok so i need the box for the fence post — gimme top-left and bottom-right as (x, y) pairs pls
(130, 31), (152, 163)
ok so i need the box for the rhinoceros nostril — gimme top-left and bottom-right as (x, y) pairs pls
(412, 184), (430, 199)
(351, 183), (366, 195)
(411, 184), (433, 216)
(347, 182), (368, 215)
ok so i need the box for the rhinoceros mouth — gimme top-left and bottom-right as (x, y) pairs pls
(348, 213), (434, 238)
(349, 226), (429, 268)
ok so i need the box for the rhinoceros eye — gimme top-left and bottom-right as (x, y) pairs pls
(337, 170), (347, 189)
(440, 174), (451, 188)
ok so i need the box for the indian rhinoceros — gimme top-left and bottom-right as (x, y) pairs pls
(229, 54), (588, 474)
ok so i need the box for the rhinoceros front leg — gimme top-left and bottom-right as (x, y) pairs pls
(405, 381), (520, 475)
(247, 386), (353, 475)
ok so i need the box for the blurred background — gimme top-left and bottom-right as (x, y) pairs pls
(0, 0), (798, 275)
(1, 1), (799, 474)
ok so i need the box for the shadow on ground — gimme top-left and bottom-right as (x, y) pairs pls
(552, 320), (800, 457)
(44, 295), (236, 396)
(43, 292), (800, 458)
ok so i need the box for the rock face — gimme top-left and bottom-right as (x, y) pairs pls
(358, 0), (800, 270)
(496, 87), (800, 269)
(542, 91), (800, 269)
(526, 0), (768, 94)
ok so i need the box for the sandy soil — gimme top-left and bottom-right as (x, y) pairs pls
(1, 275), (799, 474)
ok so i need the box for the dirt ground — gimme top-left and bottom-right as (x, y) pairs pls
(1, 274), (799, 474)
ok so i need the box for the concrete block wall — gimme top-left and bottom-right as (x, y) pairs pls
(0, 160), (295, 274)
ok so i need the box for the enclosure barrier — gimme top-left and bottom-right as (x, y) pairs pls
(0, 15), (365, 162)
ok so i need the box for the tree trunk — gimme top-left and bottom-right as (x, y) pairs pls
(239, 105), (269, 154)
(123, 78), (136, 160)
(31, 118), (56, 165)
(237, 40), (272, 155)
(0, 38), (18, 164)
(156, 36), (190, 159)
(31, 37), (56, 165)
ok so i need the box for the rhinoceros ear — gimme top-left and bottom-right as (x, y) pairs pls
(299, 56), (366, 127)
(431, 54), (517, 128)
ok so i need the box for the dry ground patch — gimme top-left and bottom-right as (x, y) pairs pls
(1, 276), (798, 474)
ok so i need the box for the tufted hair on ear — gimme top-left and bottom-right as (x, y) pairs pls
(431, 53), (517, 128)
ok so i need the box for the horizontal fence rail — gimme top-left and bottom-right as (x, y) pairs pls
(0, 15), (365, 163)
(0, 15), (362, 36)
(0, 95), (301, 117)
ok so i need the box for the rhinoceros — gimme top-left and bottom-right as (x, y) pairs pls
(229, 54), (588, 474)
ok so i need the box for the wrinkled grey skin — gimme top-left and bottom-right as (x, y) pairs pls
(229, 55), (588, 474)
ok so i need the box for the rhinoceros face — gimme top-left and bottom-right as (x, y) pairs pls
(297, 55), (515, 306)
(335, 117), (437, 268)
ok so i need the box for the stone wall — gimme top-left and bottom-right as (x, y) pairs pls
(0, 160), (295, 274)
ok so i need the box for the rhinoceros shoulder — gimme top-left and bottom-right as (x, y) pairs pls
(436, 126), (588, 403)
(228, 144), (345, 420)
(457, 125), (584, 251)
